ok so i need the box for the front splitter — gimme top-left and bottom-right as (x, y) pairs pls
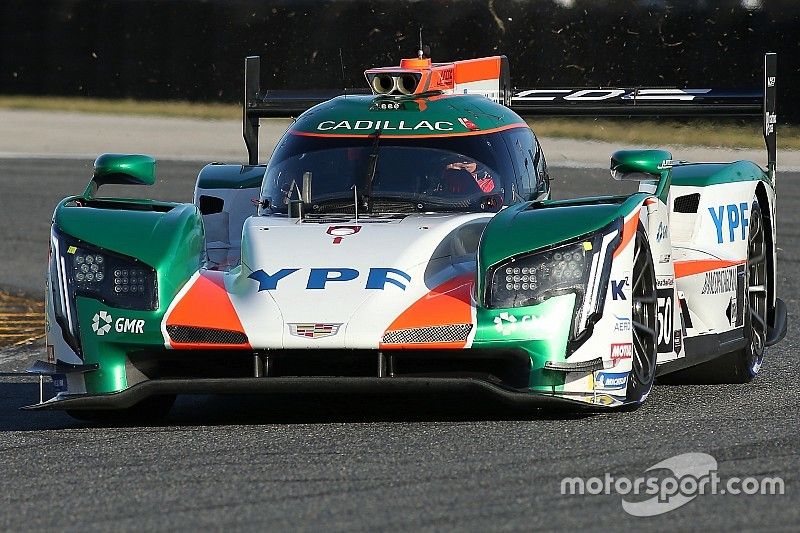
(22, 376), (622, 412)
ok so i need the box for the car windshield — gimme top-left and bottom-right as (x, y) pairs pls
(260, 132), (517, 215)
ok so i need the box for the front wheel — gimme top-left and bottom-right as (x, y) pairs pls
(625, 227), (658, 406)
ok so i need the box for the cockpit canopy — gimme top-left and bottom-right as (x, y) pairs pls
(260, 126), (547, 216)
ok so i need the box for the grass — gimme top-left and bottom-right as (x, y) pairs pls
(531, 118), (800, 150)
(0, 95), (238, 120)
(1, 95), (798, 149)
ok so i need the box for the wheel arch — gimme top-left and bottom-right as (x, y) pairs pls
(754, 181), (776, 328)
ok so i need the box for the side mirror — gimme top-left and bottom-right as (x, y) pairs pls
(83, 153), (156, 198)
(610, 149), (672, 180)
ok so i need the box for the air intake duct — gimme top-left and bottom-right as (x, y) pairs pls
(396, 74), (419, 95)
(371, 74), (396, 95)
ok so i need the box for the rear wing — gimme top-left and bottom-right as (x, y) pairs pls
(243, 53), (776, 179)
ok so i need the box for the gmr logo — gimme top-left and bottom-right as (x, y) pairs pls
(92, 311), (112, 336)
(492, 312), (552, 339)
(91, 311), (145, 336)
(115, 317), (145, 334)
(494, 312), (517, 336)
(708, 203), (748, 243)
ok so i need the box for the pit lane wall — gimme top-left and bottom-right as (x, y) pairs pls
(1, 0), (798, 121)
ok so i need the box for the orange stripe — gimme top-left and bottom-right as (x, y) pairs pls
(380, 274), (474, 350)
(674, 260), (745, 278)
(454, 57), (501, 83)
(166, 271), (251, 350)
(613, 213), (639, 258)
(398, 58), (432, 69)
(291, 123), (527, 139)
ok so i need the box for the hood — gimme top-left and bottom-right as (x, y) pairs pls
(227, 213), (492, 348)
(479, 195), (646, 270)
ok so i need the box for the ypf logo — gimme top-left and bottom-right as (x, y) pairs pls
(326, 225), (361, 244)
(91, 311), (112, 336)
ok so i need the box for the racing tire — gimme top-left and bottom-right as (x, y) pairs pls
(659, 200), (767, 384)
(66, 394), (176, 424)
(624, 227), (658, 407)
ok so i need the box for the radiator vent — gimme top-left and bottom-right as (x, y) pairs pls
(382, 324), (473, 344)
(166, 325), (248, 345)
(673, 193), (700, 213)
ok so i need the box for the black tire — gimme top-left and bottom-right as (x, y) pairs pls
(66, 394), (176, 424)
(625, 228), (658, 406)
(659, 200), (768, 384)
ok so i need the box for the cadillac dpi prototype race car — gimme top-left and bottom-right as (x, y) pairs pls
(28, 52), (786, 419)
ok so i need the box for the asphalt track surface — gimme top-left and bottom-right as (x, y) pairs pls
(0, 158), (797, 531)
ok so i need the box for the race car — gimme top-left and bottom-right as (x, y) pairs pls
(27, 52), (786, 419)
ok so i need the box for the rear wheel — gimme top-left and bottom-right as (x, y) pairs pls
(660, 199), (767, 384)
(625, 228), (658, 406)
(66, 394), (176, 424)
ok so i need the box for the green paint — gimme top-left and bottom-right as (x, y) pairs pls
(55, 200), (204, 300)
(473, 293), (576, 391)
(77, 298), (166, 393)
(293, 94), (524, 136)
(610, 149), (672, 175)
(196, 163), (267, 190)
(670, 161), (769, 187)
(55, 199), (205, 393)
(477, 194), (648, 300)
(86, 154), (156, 198)
(609, 149), (672, 203)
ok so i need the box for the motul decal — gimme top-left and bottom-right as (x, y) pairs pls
(610, 343), (633, 365)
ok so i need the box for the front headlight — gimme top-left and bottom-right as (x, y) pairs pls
(67, 248), (157, 310)
(50, 229), (158, 357)
(54, 230), (158, 312)
(486, 218), (623, 338)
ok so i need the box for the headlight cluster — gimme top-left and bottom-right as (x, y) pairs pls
(487, 218), (623, 340)
(489, 241), (592, 309)
(72, 253), (105, 283)
(64, 244), (157, 310)
(52, 230), (158, 313)
(50, 230), (159, 357)
(111, 268), (149, 294)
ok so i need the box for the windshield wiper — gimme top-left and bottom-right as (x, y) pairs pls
(361, 128), (381, 213)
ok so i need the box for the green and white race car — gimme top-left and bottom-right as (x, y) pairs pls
(28, 52), (786, 419)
